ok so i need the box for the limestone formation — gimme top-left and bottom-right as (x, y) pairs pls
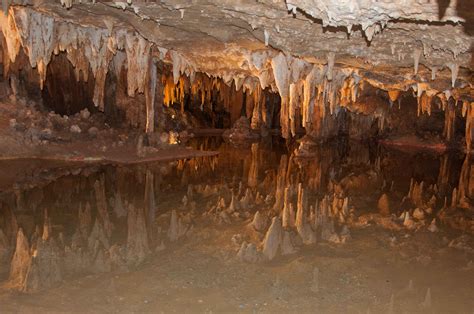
(262, 217), (282, 261)
(9, 228), (31, 288)
(126, 204), (150, 266)
(250, 211), (267, 232)
(237, 242), (259, 263)
(377, 194), (390, 216)
(295, 184), (316, 245)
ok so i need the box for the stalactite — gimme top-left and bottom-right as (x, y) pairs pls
(145, 58), (157, 134)
(289, 82), (299, 136)
(302, 66), (321, 130)
(443, 100), (456, 142)
(388, 90), (400, 104)
(446, 62), (459, 88)
(413, 48), (422, 75)
(11, 8), (55, 89)
(326, 52), (335, 81)
(271, 53), (290, 138)
(125, 33), (151, 97)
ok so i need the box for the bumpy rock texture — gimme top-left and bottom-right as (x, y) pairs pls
(0, 0), (472, 145)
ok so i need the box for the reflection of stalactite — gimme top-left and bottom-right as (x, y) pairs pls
(93, 175), (113, 238)
(437, 154), (450, 195)
(443, 100), (456, 142)
(248, 143), (259, 188)
(144, 169), (156, 244)
(273, 155), (288, 211)
(457, 156), (472, 208)
(126, 204), (150, 266)
(464, 101), (474, 151)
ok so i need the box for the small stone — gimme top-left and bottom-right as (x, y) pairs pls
(80, 108), (91, 120)
(70, 125), (82, 133)
(9, 119), (17, 128)
(159, 132), (169, 144)
(88, 127), (99, 136)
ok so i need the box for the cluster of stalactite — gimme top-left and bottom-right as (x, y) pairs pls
(0, 6), (472, 149)
(161, 71), (281, 129)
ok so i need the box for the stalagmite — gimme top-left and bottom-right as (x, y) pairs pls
(428, 219), (438, 232)
(403, 211), (415, 229)
(262, 217), (282, 261)
(377, 194), (390, 216)
(145, 58), (157, 134)
(167, 210), (188, 242)
(250, 211), (267, 232)
(296, 183), (316, 244)
(421, 287), (432, 308)
(280, 231), (296, 255)
(9, 228), (31, 288)
(168, 210), (179, 242)
(237, 242), (259, 263)
(228, 194), (239, 213)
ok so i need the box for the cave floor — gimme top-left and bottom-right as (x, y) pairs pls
(0, 99), (218, 167)
(0, 138), (473, 313)
(1, 227), (473, 313)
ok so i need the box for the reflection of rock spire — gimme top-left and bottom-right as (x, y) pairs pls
(126, 204), (150, 266)
(94, 176), (113, 238)
(9, 228), (31, 288)
(144, 169), (156, 244)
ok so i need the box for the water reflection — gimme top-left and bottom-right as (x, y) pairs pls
(0, 138), (472, 292)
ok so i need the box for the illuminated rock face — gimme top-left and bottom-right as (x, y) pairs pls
(0, 1), (472, 147)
